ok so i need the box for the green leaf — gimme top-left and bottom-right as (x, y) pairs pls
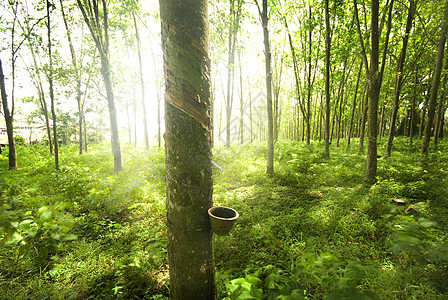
(61, 233), (77, 241)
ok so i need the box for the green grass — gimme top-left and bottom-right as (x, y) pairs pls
(0, 137), (447, 299)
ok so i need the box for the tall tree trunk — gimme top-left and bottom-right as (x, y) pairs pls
(4, 1), (18, 169)
(280, 9), (307, 145)
(238, 48), (245, 143)
(378, 91), (389, 139)
(60, 0), (84, 155)
(365, 0), (380, 184)
(133, 14), (149, 150)
(47, 0), (59, 170)
(225, 0), (242, 148)
(0, 59), (17, 170)
(250, 89), (253, 143)
(421, 0), (448, 156)
(383, 0), (416, 158)
(255, 0), (274, 174)
(336, 84), (348, 147)
(263, 0), (274, 174)
(100, 56), (122, 172)
(409, 66), (417, 145)
(434, 55), (448, 146)
(354, 0), (371, 156)
(146, 29), (162, 147)
(160, 0), (215, 298)
(324, 0), (331, 157)
(76, 80), (83, 154)
(305, 4), (312, 146)
(347, 60), (363, 151)
(378, 0), (394, 87)
(358, 88), (368, 153)
(273, 53), (282, 142)
(77, 0), (122, 172)
(83, 114), (88, 151)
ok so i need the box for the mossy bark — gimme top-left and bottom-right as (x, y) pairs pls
(160, 0), (215, 299)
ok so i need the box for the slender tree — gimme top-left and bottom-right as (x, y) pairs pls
(225, 0), (243, 147)
(324, 0), (331, 157)
(421, 0), (448, 157)
(77, 0), (122, 172)
(383, 0), (416, 158)
(434, 55), (448, 146)
(133, 13), (149, 150)
(59, 0), (85, 155)
(1, 0), (27, 169)
(0, 59), (17, 170)
(255, 0), (274, 174)
(305, 4), (313, 146)
(159, 0), (215, 298)
(365, 0), (380, 184)
(47, 0), (59, 170)
(347, 60), (363, 151)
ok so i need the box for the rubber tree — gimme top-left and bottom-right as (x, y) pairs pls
(255, 0), (274, 175)
(324, 0), (331, 157)
(132, 12), (149, 150)
(59, 0), (85, 155)
(225, 0), (243, 148)
(0, 59), (17, 170)
(383, 0), (416, 158)
(159, 0), (215, 299)
(47, 0), (59, 170)
(77, 0), (122, 172)
(365, 0), (381, 184)
(421, 0), (448, 157)
(1, 0), (26, 170)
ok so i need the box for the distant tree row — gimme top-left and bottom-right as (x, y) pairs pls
(0, 0), (447, 179)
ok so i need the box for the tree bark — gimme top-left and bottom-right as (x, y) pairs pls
(0, 59), (17, 170)
(160, 0), (215, 299)
(365, 0), (380, 184)
(324, 0), (331, 157)
(421, 0), (448, 156)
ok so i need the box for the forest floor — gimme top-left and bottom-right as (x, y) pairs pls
(0, 137), (447, 299)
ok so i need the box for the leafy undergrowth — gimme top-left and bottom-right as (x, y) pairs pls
(0, 137), (447, 299)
